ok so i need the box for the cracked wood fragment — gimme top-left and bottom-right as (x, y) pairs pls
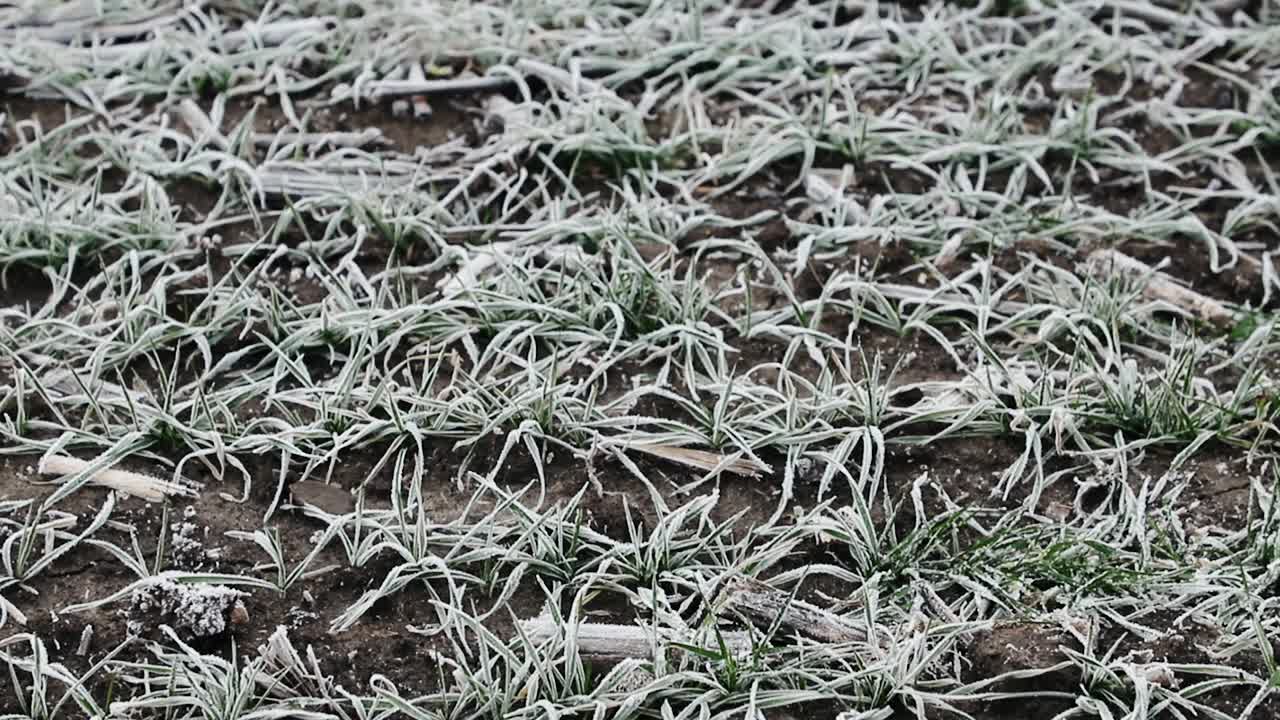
(521, 616), (753, 662)
(625, 443), (769, 477)
(1084, 249), (1233, 328)
(716, 576), (867, 644)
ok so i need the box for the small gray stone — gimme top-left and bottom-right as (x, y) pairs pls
(290, 480), (355, 515)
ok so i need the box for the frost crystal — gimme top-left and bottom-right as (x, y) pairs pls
(130, 580), (245, 638)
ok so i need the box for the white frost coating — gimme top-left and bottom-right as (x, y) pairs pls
(169, 521), (209, 570)
(130, 581), (245, 638)
(38, 455), (197, 503)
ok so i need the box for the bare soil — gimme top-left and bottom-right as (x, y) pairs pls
(1, 73), (1278, 718)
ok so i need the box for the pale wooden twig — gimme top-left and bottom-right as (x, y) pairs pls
(520, 577), (869, 664)
(624, 443), (769, 477)
(221, 17), (334, 51)
(252, 128), (387, 149)
(365, 75), (513, 99)
(250, 162), (456, 198)
(1084, 249), (1234, 328)
(38, 455), (196, 503)
(715, 576), (868, 644)
(521, 616), (752, 662)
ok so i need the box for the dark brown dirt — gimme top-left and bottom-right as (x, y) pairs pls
(0, 264), (53, 310)
(1, 63), (1277, 718)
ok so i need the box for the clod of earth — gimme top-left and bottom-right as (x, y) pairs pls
(128, 580), (248, 639)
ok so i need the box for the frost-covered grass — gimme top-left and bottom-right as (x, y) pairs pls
(1, 0), (1280, 718)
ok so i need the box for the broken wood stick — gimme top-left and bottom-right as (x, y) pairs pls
(38, 455), (196, 503)
(221, 17), (335, 51)
(364, 74), (514, 99)
(521, 616), (752, 663)
(1084, 249), (1234, 328)
(625, 443), (769, 478)
(252, 128), (387, 149)
(716, 576), (868, 644)
(249, 162), (456, 198)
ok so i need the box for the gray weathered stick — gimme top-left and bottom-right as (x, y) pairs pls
(521, 617), (752, 662)
(222, 18), (334, 50)
(251, 162), (456, 198)
(1084, 249), (1233, 327)
(716, 576), (867, 644)
(624, 443), (769, 477)
(252, 128), (386, 149)
(366, 75), (513, 99)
